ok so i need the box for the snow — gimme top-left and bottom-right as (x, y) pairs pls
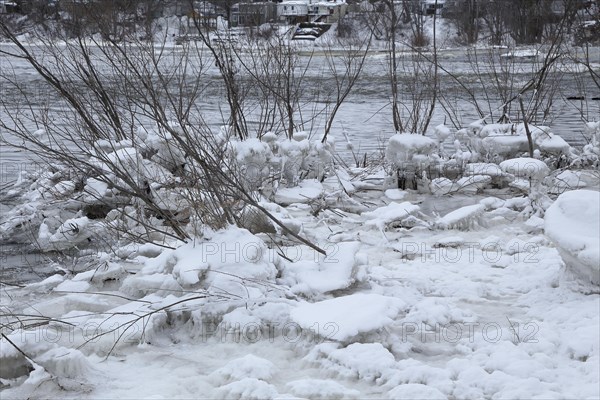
(385, 133), (437, 169)
(499, 157), (550, 181)
(216, 378), (279, 399)
(361, 201), (421, 231)
(384, 189), (407, 200)
(387, 383), (447, 400)
(274, 179), (324, 205)
(545, 190), (600, 285)
(210, 354), (276, 384)
(3, 180), (600, 398)
(43, 216), (103, 251)
(290, 293), (407, 342)
(280, 241), (365, 295)
(437, 204), (485, 230)
(464, 163), (504, 177)
(307, 342), (397, 382)
(2, 22), (600, 400)
(286, 379), (360, 399)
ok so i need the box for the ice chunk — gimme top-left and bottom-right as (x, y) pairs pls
(384, 189), (408, 201)
(210, 354), (276, 384)
(454, 175), (492, 193)
(430, 177), (453, 196)
(464, 163), (504, 177)
(386, 133), (437, 168)
(274, 179), (324, 205)
(36, 347), (91, 379)
(286, 379), (360, 399)
(84, 178), (109, 200)
(434, 124), (451, 143)
(290, 293), (406, 342)
(362, 201), (421, 230)
(216, 378), (279, 400)
(45, 217), (102, 251)
(387, 383), (446, 400)
(545, 190), (600, 285)
(481, 135), (529, 156)
(550, 170), (587, 193)
(499, 158), (550, 181)
(281, 242), (364, 295)
(437, 204), (485, 230)
(321, 343), (397, 382)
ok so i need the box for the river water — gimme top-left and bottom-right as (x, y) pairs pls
(1, 43), (599, 284)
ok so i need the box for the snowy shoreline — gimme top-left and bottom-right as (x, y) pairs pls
(1, 15), (600, 397)
(1, 129), (599, 397)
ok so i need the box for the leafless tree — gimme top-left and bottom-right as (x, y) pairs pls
(0, 21), (326, 255)
(320, 34), (373, 142)
(234, 34), (314, 139)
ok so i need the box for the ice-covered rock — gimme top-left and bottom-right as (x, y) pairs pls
(545, 190), (600, 285)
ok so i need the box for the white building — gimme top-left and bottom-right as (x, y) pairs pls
(0, 1), (18, 14)
(278, 1), (310, 23)
(278, 0), (347, 24)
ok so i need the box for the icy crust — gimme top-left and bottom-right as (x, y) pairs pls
(545, 190), (600, 285)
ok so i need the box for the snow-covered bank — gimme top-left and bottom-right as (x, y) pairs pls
(545, 189), (600, 286)
(1, 29), (600, 395)
(1, 164), (599, 398)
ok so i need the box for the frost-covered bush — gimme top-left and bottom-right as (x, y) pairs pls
(385, 133), (437, 190)
(499, 157), (552, 213)
(571, 121), (600, 168)
(466, 122), (573, 163)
